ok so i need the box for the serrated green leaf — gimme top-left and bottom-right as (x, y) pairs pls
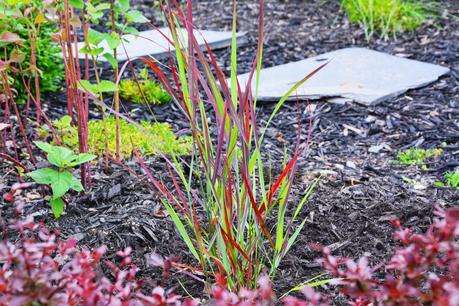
(95, 80), (117, 92)
(103, 53), (118, 69)
(124, 26), (139, 35)
(69, 0), (84, 9)
(27, 168), (58, 185)
(50, 197), (65, 219)
(77, 80), (97, 97)
(118, 0), (130, 12)
(95, 3), (110, 10)
(126, 10), (147, 23)
(104, 33), (120, 49)
(34, 141), (55, 154)
(87, 28), (105, 45)
(69, 153), (97, 167)
(50, 171), (74, 199)
(80, 46), (104, 56)
(47, 146), (75, 168)
(70, 175), (84, 192)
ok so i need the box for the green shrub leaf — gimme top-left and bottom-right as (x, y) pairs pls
(69, 0), (84, 9)
(27, 168), (57, 185)
(126, 10), (148, 23)
(69, 153), (97, 167)
(47, 146), (76, 168)
(50, 197), (65, 219)
(87, 28), (105, 46)
(70, 175), (84, 192)
(50, 170), (74, 199)
(104, 33), (120, 49)
(95, 80), (117, 92)
(103, 53), (118, 69)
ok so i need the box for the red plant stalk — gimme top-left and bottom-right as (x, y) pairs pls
(59, 0), (91, 188)
(0, 72), (36, 165)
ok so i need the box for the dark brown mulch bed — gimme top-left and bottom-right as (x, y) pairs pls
(1, 0), (459, 303)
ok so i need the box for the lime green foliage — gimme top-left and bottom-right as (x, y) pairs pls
(445, 171), (459, 188)
(119, 68), (171, 105)
(0, 0), (64, 101)
(397, 148), (442, 166)
(27, 142), (96, 218)
(341, 0), (432, 39)
(43, 116), (191, 159)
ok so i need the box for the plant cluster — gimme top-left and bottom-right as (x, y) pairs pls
(0, 209), (197, 305)
(341, 0), (433, 39)
(445, 170), (459, 188)
(436, 170), (459, 188)
(317, 205), (459, 305)
(396, 147), (442, 167)
(27, 141), (96, 218)
(119, 68), (172, 105)
(1, 204), (457, 305)
(40, 115), (192, 159)
(0, 0), (64, 102)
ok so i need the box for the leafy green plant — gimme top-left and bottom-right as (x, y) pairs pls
(445, 171), (459, 188)
(0, 0), (64, 102)
(119, 68), (171, 105)
(27, 141), (96, 218)
(71, 0), (149, 160)
(341, 0), (433, 40)
(133, 0), (326, 290)
(39, 115), (192, 159)
(397, 148), (442, 167)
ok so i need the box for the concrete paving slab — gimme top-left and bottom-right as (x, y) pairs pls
(235, 48), (450, 105)
(75, 28), (246, 62)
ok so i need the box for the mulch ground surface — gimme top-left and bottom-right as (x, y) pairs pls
(1, 0), (459, 303)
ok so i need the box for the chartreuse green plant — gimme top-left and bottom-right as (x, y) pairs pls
(38, 115), (192, 158)
(397, 147), (442, 167)
(134, 0), (328, 291)
(341, 0), (433, 40)
(119, 68), (171, 105)
(444, 171), (459, 188)
(27, 141), (96, 218)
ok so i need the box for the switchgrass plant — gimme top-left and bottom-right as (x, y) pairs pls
(341, 0), (433, 40)
(132, 0), (327, 290)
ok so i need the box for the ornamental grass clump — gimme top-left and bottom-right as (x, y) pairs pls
(133, 0), (327, 291)
(341, 0), (432, 40)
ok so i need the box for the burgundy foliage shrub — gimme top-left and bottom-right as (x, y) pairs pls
(0, 205), (457, 305)
(319, 206), (459, 306)
(0, 209), (196, 306)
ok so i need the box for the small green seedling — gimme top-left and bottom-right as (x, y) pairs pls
(27, 141), (96, 218)
(445, 171), (459, 188)
(397, 148), (442, 167)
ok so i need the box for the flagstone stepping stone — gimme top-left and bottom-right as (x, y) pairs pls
(235, 48), (450, 105)
(74, 28), (246, 62)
